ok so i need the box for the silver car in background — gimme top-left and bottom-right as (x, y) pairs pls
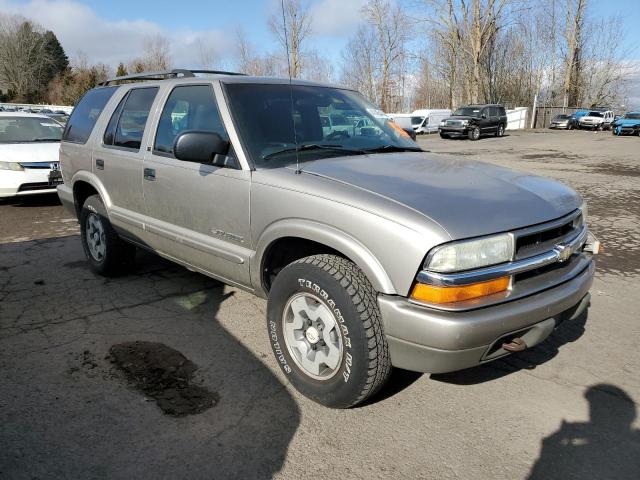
(57, 69), (598, 408)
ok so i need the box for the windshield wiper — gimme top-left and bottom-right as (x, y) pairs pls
(262, 144), (366, 161)
(361, 145), (424, 153)
(32, 138), (62, 142)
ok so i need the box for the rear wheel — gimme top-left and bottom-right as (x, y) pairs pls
(468, 126), (480, 140)
(80, 195), (135, 276)
(266, 254), (391, 408)
(495, 124), (505, 137)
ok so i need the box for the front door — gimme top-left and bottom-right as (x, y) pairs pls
(142, 83), (252, 287)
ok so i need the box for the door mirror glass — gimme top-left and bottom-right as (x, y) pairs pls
(174, 131), (230, 164)
(481, 113), (487, 119)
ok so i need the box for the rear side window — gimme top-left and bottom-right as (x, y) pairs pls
(63, 86), (117, 144)
(154, 84), (228, 156)
(105, 87), (158, 150)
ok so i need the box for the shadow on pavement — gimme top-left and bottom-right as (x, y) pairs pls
(431, 307), (588, 386)
(0, 192), (62, 207)
(528, 384), (640, 479)
(0, 235), (300, 479)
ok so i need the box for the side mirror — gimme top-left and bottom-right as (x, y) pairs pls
(481, 113), (487, 119)
(174, 131), (230, 164)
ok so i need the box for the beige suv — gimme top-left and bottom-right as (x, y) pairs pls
(58, 69), (597, 408)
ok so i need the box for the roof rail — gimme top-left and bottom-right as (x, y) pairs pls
(98, 68), (245, 86)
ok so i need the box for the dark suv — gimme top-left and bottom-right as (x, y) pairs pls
(439, 104), (508, 140)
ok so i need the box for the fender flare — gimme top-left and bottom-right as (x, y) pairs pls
(70, 171), (112, 212)
(252, 219), (396, 297)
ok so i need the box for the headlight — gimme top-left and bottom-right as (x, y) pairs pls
(0, 162), (23, 171)
(425, 233), (514, 273)
(460, 119), (469, 125)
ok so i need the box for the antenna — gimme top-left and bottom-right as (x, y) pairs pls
(280, 0), (301, 174)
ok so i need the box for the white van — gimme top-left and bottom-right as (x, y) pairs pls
(411, 109), (452, 134)
(388, 113), (414, 131)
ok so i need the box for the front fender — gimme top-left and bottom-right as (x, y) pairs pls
(251, 218), (396, 298)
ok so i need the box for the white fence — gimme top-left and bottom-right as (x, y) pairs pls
(0, 103), (73, 114)
(506, 107), (528, 130)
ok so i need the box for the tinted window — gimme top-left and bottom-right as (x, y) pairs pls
(498, 106), (506, 116)
(225, 83), (419, 169)
(103, 95), (127, 146)
(63, 86), (117, 143)
(112, 87), (158, 150)
(154, 85), (227, 156)
(0, 116), (63, 143)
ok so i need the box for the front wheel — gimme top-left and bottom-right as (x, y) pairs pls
(80, 195), (135, 276)
(439, 132), (449, 139)
(468, 126), (480, 140)
(266, 254), (391, 408)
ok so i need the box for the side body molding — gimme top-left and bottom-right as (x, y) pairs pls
(251, 219), (396, 298)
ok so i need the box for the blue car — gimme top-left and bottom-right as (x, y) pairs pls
(611, 112), (640, 136)
(569, 109), (589, 129)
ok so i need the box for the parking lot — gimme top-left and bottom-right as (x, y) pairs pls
(1, 129), (638, 479)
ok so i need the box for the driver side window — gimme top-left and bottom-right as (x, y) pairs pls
(154, 84), (229, 158)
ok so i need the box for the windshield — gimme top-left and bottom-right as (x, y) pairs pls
(554, 115), (570, 120)
(587, 111), (603, 117)
(224, 83), (419, 168)
(625, 113), (640, 119)
(453, 107), (481, 117)
(0, 116), (63, 143)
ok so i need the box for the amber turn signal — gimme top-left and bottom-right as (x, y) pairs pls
(411, 276), (510, 304)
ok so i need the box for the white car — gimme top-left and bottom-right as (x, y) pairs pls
(0, 112), (64, 198)
(578, 110), (614, 130)
(411, 109), (452, 134)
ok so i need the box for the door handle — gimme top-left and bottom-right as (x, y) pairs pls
(95, 158), (104, 170)
(143, 168), (156, 181)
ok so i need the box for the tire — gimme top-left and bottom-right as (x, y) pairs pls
(80, 194), (135, 276)
(439, 132), (449, 139)
(495, 124), (505, 137)
(266, 254), (391, 408)
(468, 126), (480, 140)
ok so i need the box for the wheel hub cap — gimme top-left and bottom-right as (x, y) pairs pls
(282, 292), (343, 380)
(85, 213), (106, 262)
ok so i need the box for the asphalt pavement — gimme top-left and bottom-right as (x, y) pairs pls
(1, 129), (638, 479)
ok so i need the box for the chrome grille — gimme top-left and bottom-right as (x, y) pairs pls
(514, 210), (582, 260)
(445, 120), (463, 126)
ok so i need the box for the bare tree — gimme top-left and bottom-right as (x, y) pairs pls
(0, 15), (56, 102)
(268, 0), (312, 78)
(129, 34), (172, 72)
(196, 38), (217, 70)
(362, 0), (410, 112)
(340, 25), (380, 103)
(235, 27), (278, 76)
(562, 0), (587, 107)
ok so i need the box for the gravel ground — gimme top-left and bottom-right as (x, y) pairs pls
(0, 129), (638, 479)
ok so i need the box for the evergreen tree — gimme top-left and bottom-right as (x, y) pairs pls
(116, 63), (128, 77)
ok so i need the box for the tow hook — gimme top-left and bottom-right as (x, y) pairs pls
(502, 337), (527, 352)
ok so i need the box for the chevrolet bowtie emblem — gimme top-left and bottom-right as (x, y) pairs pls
(555, 244), (572, 262)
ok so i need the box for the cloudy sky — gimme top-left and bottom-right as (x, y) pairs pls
(1, 0), (639, 106)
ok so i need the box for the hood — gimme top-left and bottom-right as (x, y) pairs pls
(445, 115), (476, 121)
(616, 118), (640, 127)
(0, 142), (60, 163)
(300, 152), (581, 239)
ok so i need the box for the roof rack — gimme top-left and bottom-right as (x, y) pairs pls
(98, 68), (245, 86)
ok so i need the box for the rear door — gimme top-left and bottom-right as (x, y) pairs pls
(142, 82), (252, 287)
(93, 86), (159, 240)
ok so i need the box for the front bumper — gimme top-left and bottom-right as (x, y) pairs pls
(378, 259), (594, 373)
(0, 168), (58, 198)
(439, 126), (469, 137)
